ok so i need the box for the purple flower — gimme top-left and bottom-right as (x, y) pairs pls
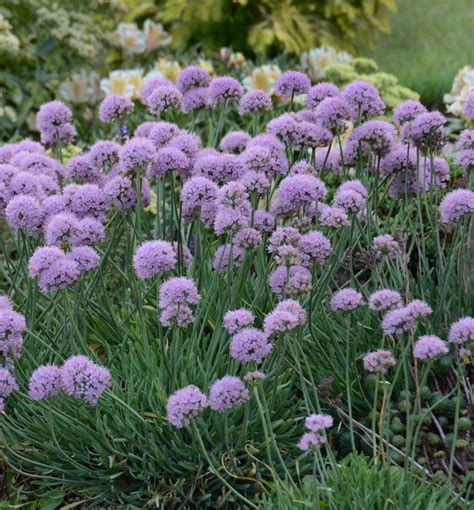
(65, 184), (109, 221)
(455, 149), (474, 172)
(182, 87), (209, 113)
(406, 299), (432, 320)
(330, 288), (364, 312)
(235, 227), (262, 250)
(220, 131), (251, 154)
(268, 227), (301, 254)
(159, 276), (200, 308)
(28, 246), (65, 277)
(290, 161), (314, 175)
(141, 77), (173, 106)
(348, 120), (396, 157)
(333, 180), (368, 213)
(104, 176), (137, 210)
(239, 90), (272, 115)
(119, 137), (157, 174)
(263, 310), (299, 337)
(439, 189), (474, 225)
(298, 231), (332, 267)
(176, 66), (211, 94)
(306, 83), (340, 109)
(342, 80), (385, 121)
(319, 205), (350, 229)
(363, 350), (396, 374)
(194, 152), (242, 184)
(133, 240), (176, 279)
(8, 171), (43, 198)
(148, 147), (189, 178)
(147, 86), (182, 115)
(381, 307), (414, 335)
(292, 122), (333, 150)
(66, 155), (101, 183)
(67, 246), (100, 273)
(208, 77), (244, 107)
(0, 368), (18, 398)
(166, 385), (208, 428)
(61, 355), (111, 404)
(230, 328), (273, 363)
(368, 289), (403, 313)
(159, 277), (200, 327)
(247, 133), (290, 178)
(409, 111), (446, 153)
(297, 431), (326, 451)
(272, 175), (327, 217)
(373, 234), (400, 259)
(224, 309), (255, 334)
(274, 71), (310, 99)
(209, 375), (250, 412)
(148, 122), (180, 148)
(135, 121), (159, 137)
(268, 265), (311, 298)
(305, 413), (333, 432)
(99, 95), (134, 123)
(241, 146), (272, 174)
(267, 113), (299, 145)
(36, 101), (76, 145)
(168, 132), (201, 160)
(44, 213), (79, 247)
(448, 317), (474, 345)
(274, 299), (306, 324)
(253, 209), (275, 233)
(213, 243), (245, 272)
(28, 365), (62, 400)
(181, 176), (218, 219)
(38, 257), (80, 293)
(0, 296), (12, 310)
(88, 141), (121, 172)
(464, 92), (474, 120)
(0, 307), (26, 352)
(413, 335), (449, 360)
(5, 195), (44, 235)
(217, 181), (249, 209)
(72, 217), (105, 246)
(392, 100), (427, 125)
(314, 96), (350, 133)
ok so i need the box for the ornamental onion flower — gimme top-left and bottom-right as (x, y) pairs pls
(61, 355), (112, 405)
(209, 375), (250, 412)
(99, 95), (134, 123)
(448, 317), (474, 345)
(413, 335), (449, 360)
(330, 288), (364, 312)
(363, 350), (396, 374)
(230, 328), (273, 363)
(439, 189), (474, 225)
(368, 289), (403, 313)
(28, 365), (62, 400)
(133, 240), (177, 279)
(166, 385), (208, 428)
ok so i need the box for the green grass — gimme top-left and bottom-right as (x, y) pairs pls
(360, 0), (474, 107)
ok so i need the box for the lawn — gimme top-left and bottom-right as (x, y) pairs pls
(361, 0), (474, 107)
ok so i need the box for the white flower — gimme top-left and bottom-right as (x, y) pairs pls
(58, 70), (100, 105)
(243, 65), (282, 95)
(197, 58), (215, 76)
(115, 22), (146, 56)
(100, 69), (144, 99)
(143, 20), (171, 51)
(153, 58), (182, 83)
(300, 45), (352, 81)
(444, 65), (474, 117)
